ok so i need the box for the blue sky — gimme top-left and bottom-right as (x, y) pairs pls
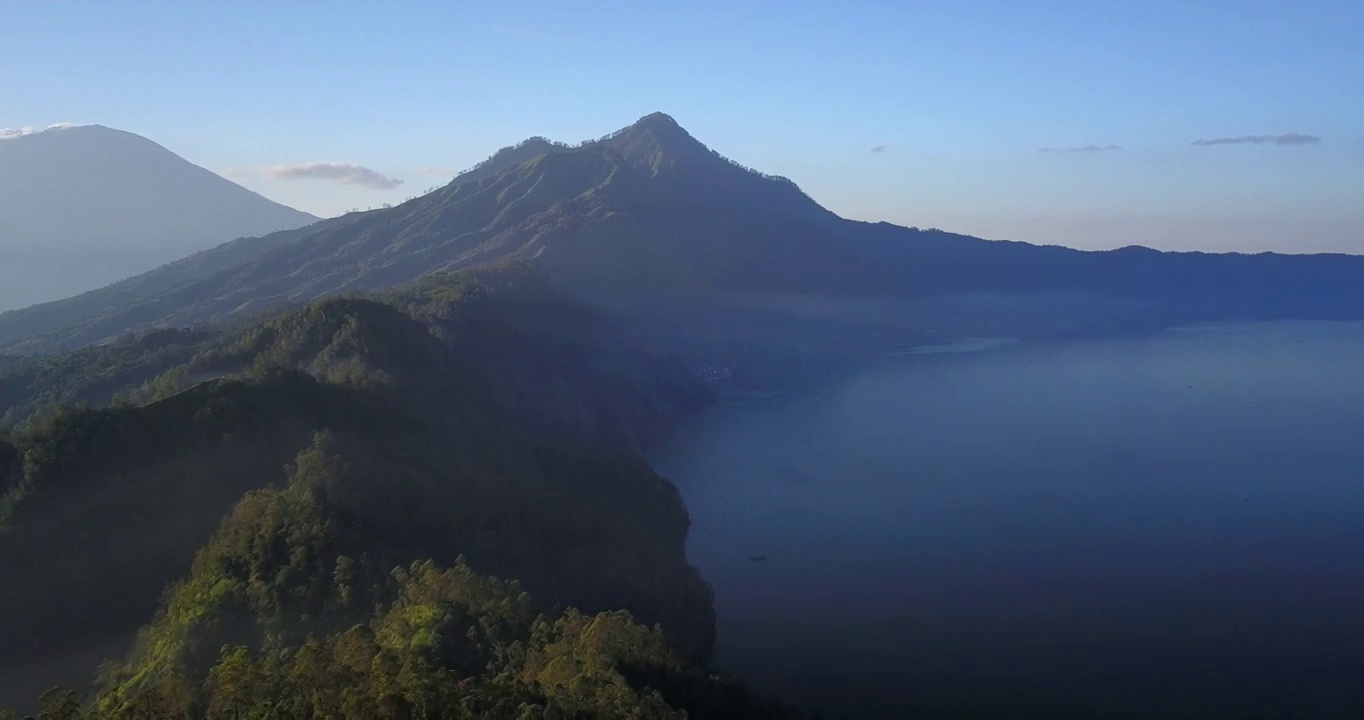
(3, 0), (1361, 252)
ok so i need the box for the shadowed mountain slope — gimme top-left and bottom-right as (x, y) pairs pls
(0, 265), (724, 712)
(1, 113), (1361, 356)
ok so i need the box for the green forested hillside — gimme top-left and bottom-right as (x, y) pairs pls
(69, 434), (786, 719)
(0, 265), (765, 717)
(0, 263), (707, 442)
(0, 327), (218, 426)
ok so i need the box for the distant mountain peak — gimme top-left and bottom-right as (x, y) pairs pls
(0, 123), (318, 310)
(618, 111), (698, 147)
(449, 112), (704, 189)
(631, 111), (683, 130)
(597, 112), (715, 178)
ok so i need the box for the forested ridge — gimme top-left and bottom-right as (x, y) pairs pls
(0, 265), (789, 717)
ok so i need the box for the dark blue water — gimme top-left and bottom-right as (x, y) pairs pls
(652, 323), (1364, 718)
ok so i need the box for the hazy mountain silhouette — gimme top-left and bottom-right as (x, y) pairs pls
(0, 124), (317, 311)
(2, 112), (1362, 354)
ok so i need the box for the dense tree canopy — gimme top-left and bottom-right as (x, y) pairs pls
(0, 266), (773, 717)
(72, 436), (787, 719)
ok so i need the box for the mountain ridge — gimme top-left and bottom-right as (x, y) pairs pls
(2, 113), (1363, 357)
(0, 264), (735, 713)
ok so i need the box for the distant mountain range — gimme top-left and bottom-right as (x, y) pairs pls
(2, 112), (1362, 356)
(0, 124), (317, 311)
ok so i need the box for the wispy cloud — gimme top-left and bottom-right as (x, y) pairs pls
(1039, 144), (1121, 153)
(0, 122), (82, 140)
(870, 145), (887, 154)
(1191, 133), (1321, 146)
(229, 162), (404, 189)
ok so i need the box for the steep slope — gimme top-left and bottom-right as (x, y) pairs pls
(0, 124), (317, 310)
(452, 135), (576, 185)
(0, 146), (646, 352)
(0, 265), (715, 710)
(599, 112), (834, 222)
(0, 116), (880, 353)
(0, 213), (361, 352)
(3, 113), (1364, 357)
(0, 263), (709, 436)
(82, 471), (789, 718)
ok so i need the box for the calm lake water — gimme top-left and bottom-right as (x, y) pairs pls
(651, 323), (1364, 718)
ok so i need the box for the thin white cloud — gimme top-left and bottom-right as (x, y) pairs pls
(1039, 144), (1122, 153)
(0, 122), (82, 140)
(1191, 133), (1321, 146)
(231, 162), (404, 189)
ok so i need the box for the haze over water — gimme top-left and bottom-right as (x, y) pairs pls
(653, 322), (1364, 717)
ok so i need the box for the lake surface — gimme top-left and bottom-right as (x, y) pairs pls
(651, 323), (1364, 718)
